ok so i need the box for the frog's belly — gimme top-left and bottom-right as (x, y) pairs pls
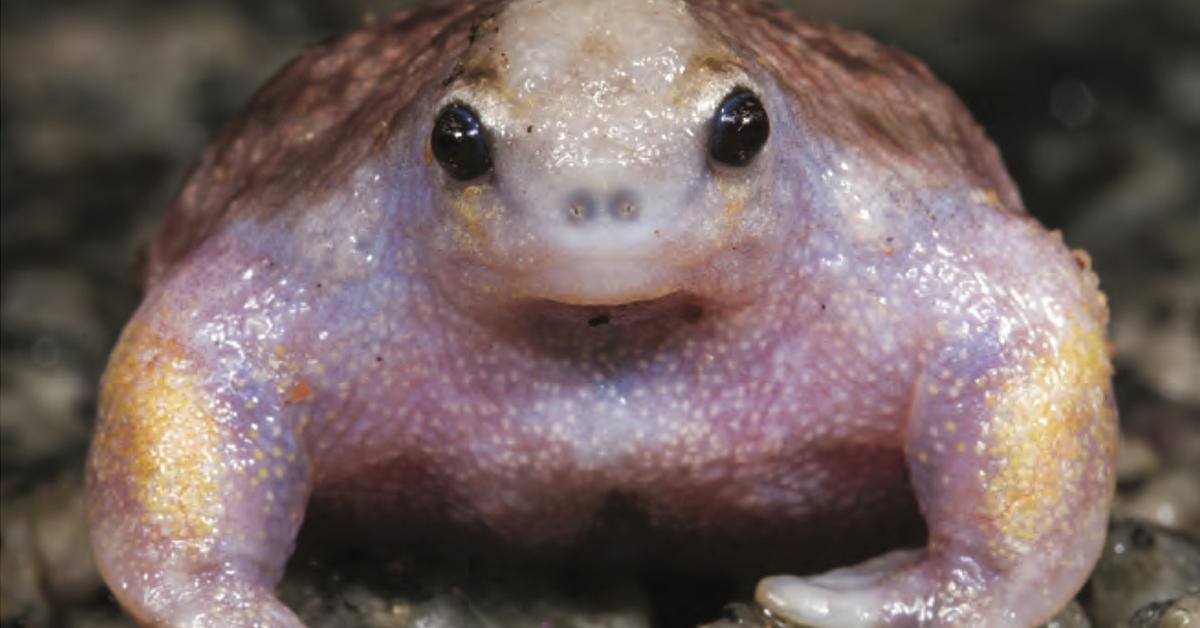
(307, 424), (923, 573)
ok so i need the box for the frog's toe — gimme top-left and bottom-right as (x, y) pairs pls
(756, 548), (927, 627)
(757, 574), (882, 626)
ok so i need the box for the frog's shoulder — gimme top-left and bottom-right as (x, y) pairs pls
(690, 0), (1022, 216)
(143, 2), (480, 290)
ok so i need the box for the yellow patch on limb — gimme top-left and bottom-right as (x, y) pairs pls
(981, 324), (1117, 562)
(91, 323), (224, 541)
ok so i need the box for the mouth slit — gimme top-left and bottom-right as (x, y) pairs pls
(587, 314), (612, 327)
(516, 292), (707, 332)
(504, 293), (713, 361)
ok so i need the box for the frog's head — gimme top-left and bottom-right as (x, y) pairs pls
(420, 0), (787, 316)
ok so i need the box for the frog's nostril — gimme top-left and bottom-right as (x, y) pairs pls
(609, 189), (639, 221)
(566, 191), (597, 223)
(564, 189), (641, 224)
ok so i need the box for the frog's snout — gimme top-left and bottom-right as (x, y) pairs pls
(564, 188), (640, 223)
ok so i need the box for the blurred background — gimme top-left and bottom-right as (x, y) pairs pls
(2, 1), (1197, 626)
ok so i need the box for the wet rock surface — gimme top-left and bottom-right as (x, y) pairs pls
(1126, 594), (1200, 628)
(1083, 521), (1200, 627)
(1042, 601), (1094, 628)
(2, 1), (1197, 626)
(280, 554), (661, 628)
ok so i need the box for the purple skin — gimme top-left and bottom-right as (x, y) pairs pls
(86, 0), (1117, 625)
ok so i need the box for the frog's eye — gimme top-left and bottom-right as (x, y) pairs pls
(431, 104), (493, 181)
(709, 89), (769, 167)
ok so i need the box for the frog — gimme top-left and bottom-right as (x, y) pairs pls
(85, 0), (1118, 625)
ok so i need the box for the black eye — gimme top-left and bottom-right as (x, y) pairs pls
(709, 89), (769, 167)
(431, 104), (493, 181)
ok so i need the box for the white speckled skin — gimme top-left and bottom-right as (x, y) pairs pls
(86, 1), (1117, 626)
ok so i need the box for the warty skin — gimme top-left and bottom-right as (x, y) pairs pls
(86, 1), (1117, 625)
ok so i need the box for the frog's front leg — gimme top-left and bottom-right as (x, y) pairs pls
(86, 317), (310, 627)
(758, 324), (1118, 627)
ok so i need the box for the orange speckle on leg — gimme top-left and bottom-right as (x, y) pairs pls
(979, 323), (1117, 563)
(285, 379), (314, 403)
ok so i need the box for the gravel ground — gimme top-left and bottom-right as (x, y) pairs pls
(1, 1), (1197, 627)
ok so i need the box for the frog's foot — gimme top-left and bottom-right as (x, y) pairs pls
(756, 548), (987, 626)
(759, 326), (1118, 627)
(756, 501), (1107, 627)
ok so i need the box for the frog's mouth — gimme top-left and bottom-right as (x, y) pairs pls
(500, 290), (709, 359)
(518, 290), (706, 330)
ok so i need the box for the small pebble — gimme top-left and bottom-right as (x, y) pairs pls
(1127, 593), (1200, 628)
(1083, 520), (1200, 626)
(1042, 600), (1092, 628)
(1118, 436), (1164, 485)
(1116, 467), (1200, 533)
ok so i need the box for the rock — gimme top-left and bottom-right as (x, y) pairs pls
(1083, 520), (1200, 626)
(0, 470), (105, 626)
(280, 551), (656, 628)
(1115, 468), (1200, 533)
(1118, 436), (1163, 486)
(1127, 593), (1200, 628)
(1043, 600), (1093, 628)
(0, 356), (91, 471)
(700, 602), (790, 627)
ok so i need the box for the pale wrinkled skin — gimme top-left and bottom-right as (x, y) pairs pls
(86, 0), (1117, 626)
